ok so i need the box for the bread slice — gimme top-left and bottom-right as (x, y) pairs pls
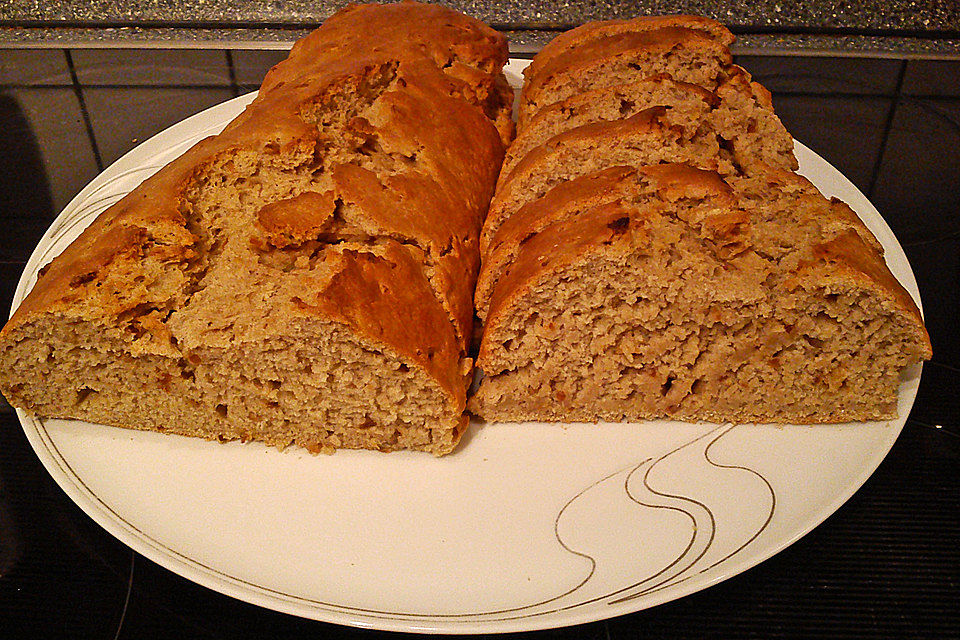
(504, 76), (712, 179)
(0, 2), (510, 455)
(482, 105), (734, 253)
(522, 14), (734, 87)
(503, 68), (796, 184)
(518, 26), (734, 128)
(470, 164), (932, 423)
(476, 165), (687, 320)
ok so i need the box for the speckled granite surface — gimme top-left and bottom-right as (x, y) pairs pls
(1, 0), (959, 53)
(1, 28), (959, 57)
(3, 0), (959, 31)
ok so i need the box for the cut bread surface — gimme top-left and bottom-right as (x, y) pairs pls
(518, 27), (734, 127)
(476, 164), (731, 320)
(486, 72), (797, 256)
(504, 68), (796, 180)
(482, 105), (733, 253)
(522, 14), (735, 86)
(473, 14), (928, 428)
(471, 165), (931, 424)
(5, 247), (466, 454)
(0, 2), (510, 455)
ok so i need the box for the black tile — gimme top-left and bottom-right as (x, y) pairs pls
(117, 554), (339, 639)
(0, 218), (52, 263)
(910, 362), (960, 432)
(231, 48), (290, 93)
(0, 88), (99, 216)
(771, 94), (891, 194)
(82, 86), (234, 166)
(0, 262), (23, 314)
(116, 550), (608, 639)
(901, 59), (960, 97)
(0, 49), (71, 86)
(72, 48), (231, 87)
(872, 98), (960, 243)
(901, 235), (960, 367)
(0, 263), (18, 415)
(734, 55), (902, 95)
(0, 413), (132, 638)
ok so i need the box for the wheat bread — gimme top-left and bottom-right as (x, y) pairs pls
(504, 68), (796, 180)
(0, 1), (510, 455)
(482, 103), (771, 254)
(470, 164), (932, 423)
(522, 14), (734, 85)
(518, 26), (734, 127)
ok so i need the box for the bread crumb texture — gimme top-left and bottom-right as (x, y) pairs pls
(471, 14), (931, 424)
(0, 2), (512, 455)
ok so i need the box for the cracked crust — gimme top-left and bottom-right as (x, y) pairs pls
(519, 25), (734, 127)
(0, 2), (509, 455)
(522, 14), (734, 86)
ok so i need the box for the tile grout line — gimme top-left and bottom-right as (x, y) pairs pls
(64, 48), (104, 173)
(224, 49), (240, 98)
(58, 82), (236, 90)
(866, 58), (908, 199)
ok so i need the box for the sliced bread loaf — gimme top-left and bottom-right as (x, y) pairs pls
(470, 165), (932, 423)
(476, 165), (701, 320)
(504, 75), (715, 180)
(0, 2), (510, 455)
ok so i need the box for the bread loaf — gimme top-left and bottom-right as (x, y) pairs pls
(471, 15), (931, 425)
(0, 2), (511, 455)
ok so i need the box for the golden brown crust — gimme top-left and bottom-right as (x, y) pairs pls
(1, 2), (509, 451)
(256, 191), (339, 248)
(298, 243), (467, 409)
(790, 230), (932, 358)
(480, 200), (646, 365)
(258, 1), (513, 146)
(503, 74), (715, 179)
(501, 106), (667, 190)
(261, 1), (509, 96)
(519, 26), (734, 127)
(480, 166), (932, 374)
(479, 165), (737, 334)
(474, 14), (928, 424)
(721, 66), (772, 110)
(330, 163), (479, 347)
(476, 164), (731, 319)
(1, 137), (220, 347)
(523, 15), (734, 87)
(482, 105), (721, 254)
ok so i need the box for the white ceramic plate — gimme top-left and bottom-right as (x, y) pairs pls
(12, 60), (923, 634)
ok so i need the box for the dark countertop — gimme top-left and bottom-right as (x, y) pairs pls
(0, 9), (959, 640)
(5, 0), (959, 31)
(2, 0), (960, 53)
